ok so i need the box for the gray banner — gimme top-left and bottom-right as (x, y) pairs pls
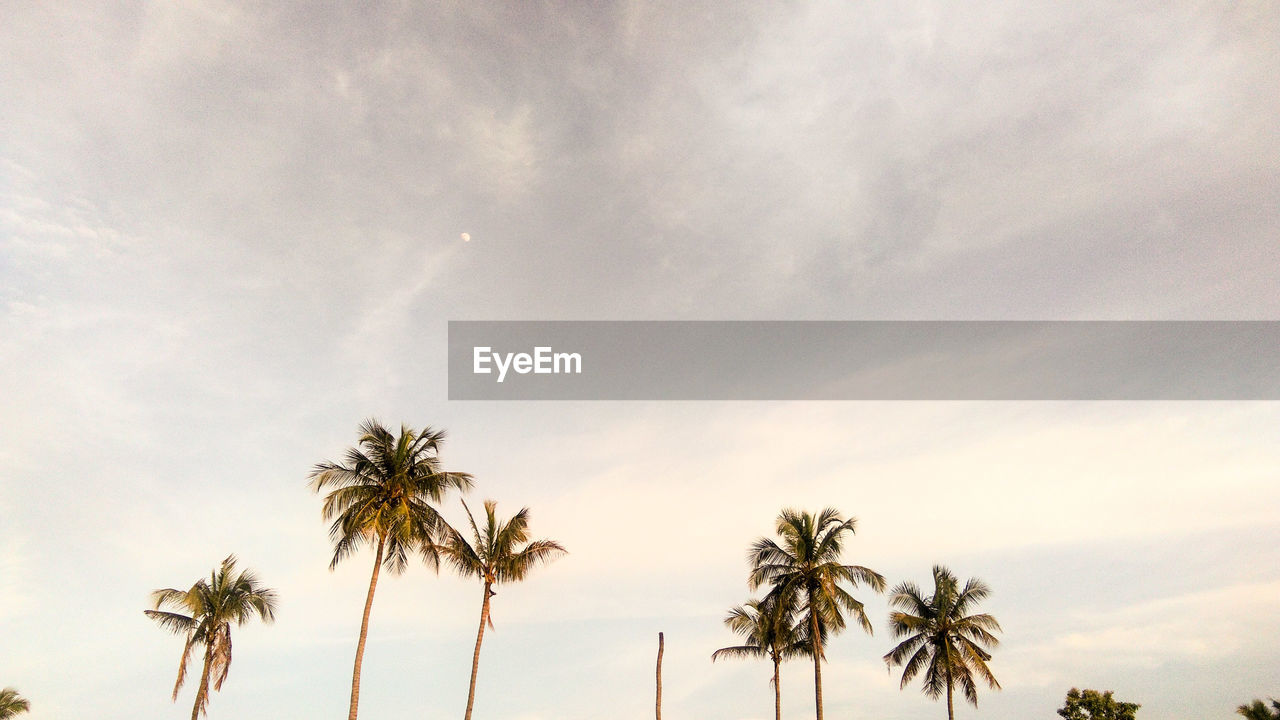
(447, 321), (1280, 400)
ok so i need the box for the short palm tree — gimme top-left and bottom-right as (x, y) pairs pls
(711, 593), (808, 720)
(442, 499), (566, 720)
(144, 555), (277, 720)
(748, 508), (886, 720)
(309, 420), (472, 720)
(883, 565), (1002, 720)
(1239, 699), (1280, 720)
(0, 688), (30, 718)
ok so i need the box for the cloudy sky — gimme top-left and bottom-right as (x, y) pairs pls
(2, 2), (1278, 719)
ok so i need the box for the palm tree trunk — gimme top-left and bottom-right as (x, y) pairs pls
(655, 631), (664, 720)
(191, 645), (214, 720)
(942, 638), (952, 717)
(773, 655), (782, 720)
(811, 610), (823, 720)
(349, 536), (385, 720)
(463, 582), (494, 720)
(945, 655), (954, 720)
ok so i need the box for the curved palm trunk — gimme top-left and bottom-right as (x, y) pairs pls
(773, 655), (782, 720)
(810, 609), (823, 720)
(349, 536), (386, 720)
(191, 644), (214, 720)
(463, 582), (494, 720)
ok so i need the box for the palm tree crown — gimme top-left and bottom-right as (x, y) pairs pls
(884, 565), (1001, 720)
(0, 688), (30, 718)
(310, 419), (473, 574)
(711, 593), (809, 720)
(443, 499), (566, 720)
(711, 594), (807, 666)
(443, 499), (566, 588)
(748, 507), (886, 720)
(1238, 699), (1280, 720)
(144, 555), (277, 720)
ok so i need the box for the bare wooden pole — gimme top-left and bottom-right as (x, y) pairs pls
(655, 632), (664, 720)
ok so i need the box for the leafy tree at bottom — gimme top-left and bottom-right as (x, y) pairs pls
(1057, 688), (1140, 720)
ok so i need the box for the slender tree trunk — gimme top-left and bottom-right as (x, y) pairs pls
(811, 609), (823, 720)
(773, 655), (782, 720)
(655, 632), (664, 720)
(463, 581), (494, 720)
(944, 649), (955, 720)
(349, 536), (385, 720)
(191, 645), (214, 720)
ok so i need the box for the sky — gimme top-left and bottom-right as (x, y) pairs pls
(1, 2), (1278, 719)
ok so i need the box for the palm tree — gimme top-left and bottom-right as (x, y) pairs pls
(442, 499), (566, 720)
(0, 688), (30, 718)
(310, 420), (472, 720)
(1239, 699), (1280, 720)
(748, 508), (885, 720)
(883, 565), (1002, 720)
(711, 593), (808, 720)
(144, 555), (277, 720)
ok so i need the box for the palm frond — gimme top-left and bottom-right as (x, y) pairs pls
(711, 644), (767, 662)
(145, 610), (197, 635)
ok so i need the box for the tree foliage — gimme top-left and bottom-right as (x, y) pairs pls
(442, 499), (566, 591)
(884, 565), (1001, 718)
(310, 419), (473, 575)
(711, 593), (808, 668)
(712, 592), (810, 720)
(1238, 698), (1280, 720)
(748, 507), (885, 720)
(0, 688), (30, 719)
(1057, 688), (1141, 720)
(144, 555), (277, 719)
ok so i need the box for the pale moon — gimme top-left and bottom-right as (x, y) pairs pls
(460, 232), (471, 242)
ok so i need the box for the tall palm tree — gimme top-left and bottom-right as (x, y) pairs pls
(748, 508), (885, 720)
(442, 499), (566, 720)
(711, 593), (808, 720)
(310, 420), (472, 720)
(0, 688), (30, 718)
(144, 555), (277, 720)
(1238, 699), (1280, 720)
(883, 565), (1002, 720)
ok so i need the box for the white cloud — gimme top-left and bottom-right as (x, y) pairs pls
(1000, 580), (1280, 688)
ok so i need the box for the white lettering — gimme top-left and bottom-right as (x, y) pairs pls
(554, 351), (581, 374)
(494, 351), (513, 383)
(474, 346), (582, 382)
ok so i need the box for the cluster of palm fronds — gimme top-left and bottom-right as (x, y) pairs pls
(144, 419), (564, 720)
(144, 555), (277, 720)
(713, 507), (1000, 720)
(0, 688), (30, 719)
(308, 419), (566, 720)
